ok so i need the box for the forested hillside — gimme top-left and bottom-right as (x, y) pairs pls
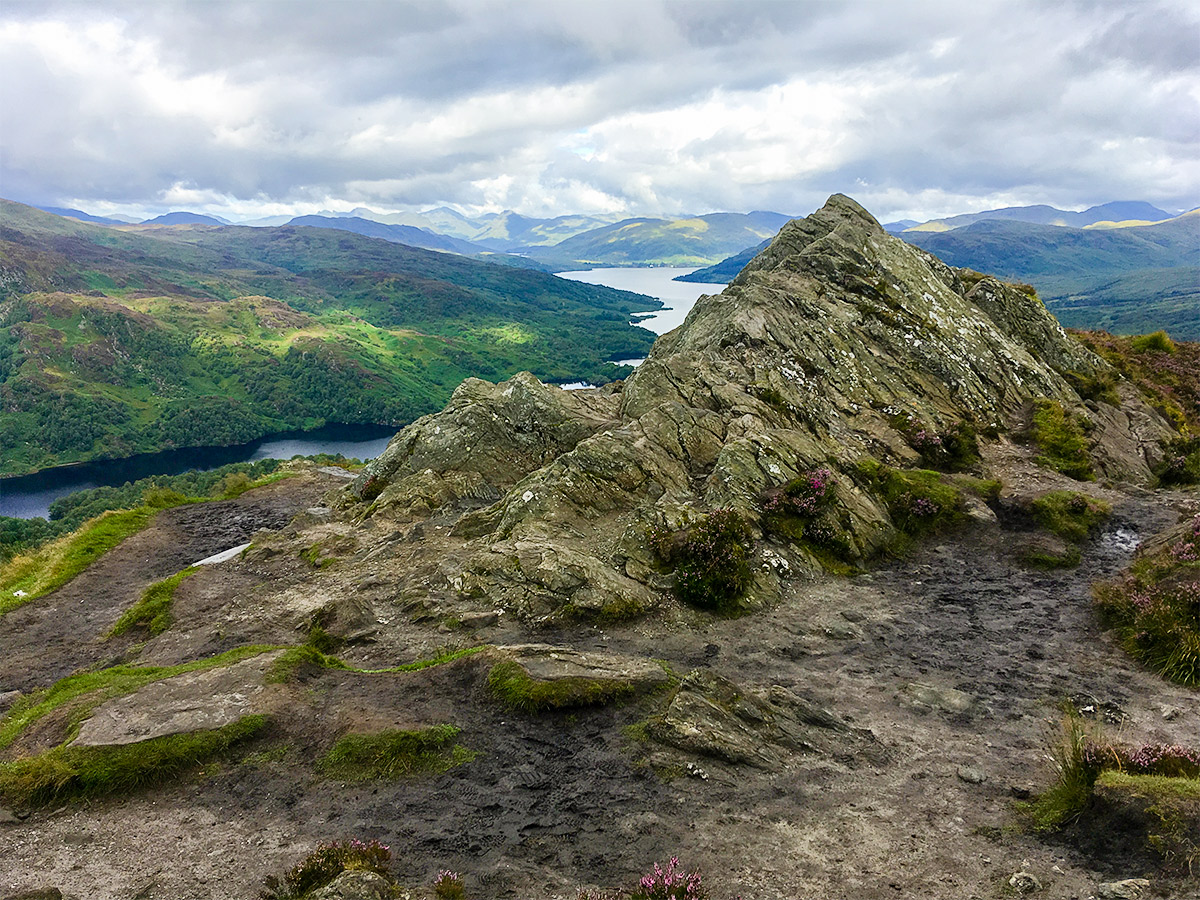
(0, 202), (658, 476)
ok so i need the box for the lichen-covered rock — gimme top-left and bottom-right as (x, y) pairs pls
(493, 643), (673, 693)
(307, 870), (395, 900)
(353, 372), (619, 515)
(71, 652), (282, 747)
(348, 194), (1176, 622)
(644, 670), (871, 770)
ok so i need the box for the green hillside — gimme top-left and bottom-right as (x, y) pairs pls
(0, 201), (659, 476)
(525, 211), (792, 268)
(901, 214), (1199, 339)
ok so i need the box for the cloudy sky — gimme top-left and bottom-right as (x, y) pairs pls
(1, 0), (1197, 223)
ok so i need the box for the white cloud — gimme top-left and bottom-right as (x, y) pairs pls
(0, 0), (1196, 223)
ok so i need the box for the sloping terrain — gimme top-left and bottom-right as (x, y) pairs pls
(0, 197), (1196, 900)
(0, 201), (659, 475)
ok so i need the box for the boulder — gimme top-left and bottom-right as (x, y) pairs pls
(645, 670), (868, 770)
(71, 652), (282, 747)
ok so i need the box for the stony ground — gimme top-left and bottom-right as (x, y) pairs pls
(0, 459), (1197, 900)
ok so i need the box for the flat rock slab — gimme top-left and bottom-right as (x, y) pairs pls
(72, 652), (283, 747)
(497, 643), (672, 690)
(192, 542), (252, 566)
(647, 670), (870, 770)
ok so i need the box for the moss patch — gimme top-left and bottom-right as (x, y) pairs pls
(318, 724), (474, 781)
(854, 458), (965, 542)
(486, 660), (636, 713)
(1029, 399), (1094, 480)
(1031, 491), (1112, 543)
(0, 715), (267, 806)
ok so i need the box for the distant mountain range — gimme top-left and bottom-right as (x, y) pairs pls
(523, 211), (794, 268)
(897, 201), (1173, 233)
(684, 206), (1199, 340)
(139, 211), (231, 226)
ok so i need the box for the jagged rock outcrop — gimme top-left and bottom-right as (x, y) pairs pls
(351, 195), (1176, 622)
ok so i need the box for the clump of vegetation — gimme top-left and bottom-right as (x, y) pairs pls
(1031, 491), (1112, 543)
(1131, 330), (1178, 355)
(1093, 515), (1200, 686)
(905, 421), (980, 472)
(630, 857), (707, 900)
(1029, 399), (1095, 480)
(1071, 330), (1199, 434)
(648, 509), (753, 613)
(1061, 368), (1121, 406)
(0, 715), (267, 807)
(1024, 708), (1199, 872)
(260, 839), (391, 899)
(108, 566), (199, 637)
(359, 474), (386, 503)
(318, 724), (474, 782)
(761, 467), (854, 570)
(433, 869), (467, 900)
(1155, 436), (1200, 486)
(854, 459), (964, 540)
(1094, 771), (1200, 875)
(486, 661), (635, 712)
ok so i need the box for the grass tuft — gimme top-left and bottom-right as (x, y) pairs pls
(1030, 400), (1095, 480)
(108, 566), (199, 637)
(318, 724), (473, 781)
(0, 507), (155, 614)
(0, 715), (267, 806)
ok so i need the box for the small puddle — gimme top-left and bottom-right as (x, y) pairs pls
(1095, 526), (1141, 561)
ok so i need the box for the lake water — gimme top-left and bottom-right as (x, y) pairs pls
(1, 423), (397, 520)
(557, 267), (728, 335)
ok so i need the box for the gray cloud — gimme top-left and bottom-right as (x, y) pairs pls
(1, 0), (1195, 222)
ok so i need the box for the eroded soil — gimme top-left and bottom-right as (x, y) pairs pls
(1, 462), (1197, 900)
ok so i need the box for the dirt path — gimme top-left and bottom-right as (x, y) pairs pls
(1, 476), (1196, 899)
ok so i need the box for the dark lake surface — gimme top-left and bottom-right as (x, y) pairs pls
(1, 423), (397, 520)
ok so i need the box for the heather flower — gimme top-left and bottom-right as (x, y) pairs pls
(631, 857), (707, 900)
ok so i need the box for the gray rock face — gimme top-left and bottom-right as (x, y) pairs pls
(348, 194), (1175, 622)
(645, 670), (868, 770)
(494, 643), (673, 694)
(307, 871), (395, 900)
(71, 653), (281, 747)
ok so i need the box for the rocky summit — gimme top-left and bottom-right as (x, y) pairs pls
(1, 196), (1196, 900)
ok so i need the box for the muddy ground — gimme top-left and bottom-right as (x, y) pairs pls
(0, 460), (1197, 900)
